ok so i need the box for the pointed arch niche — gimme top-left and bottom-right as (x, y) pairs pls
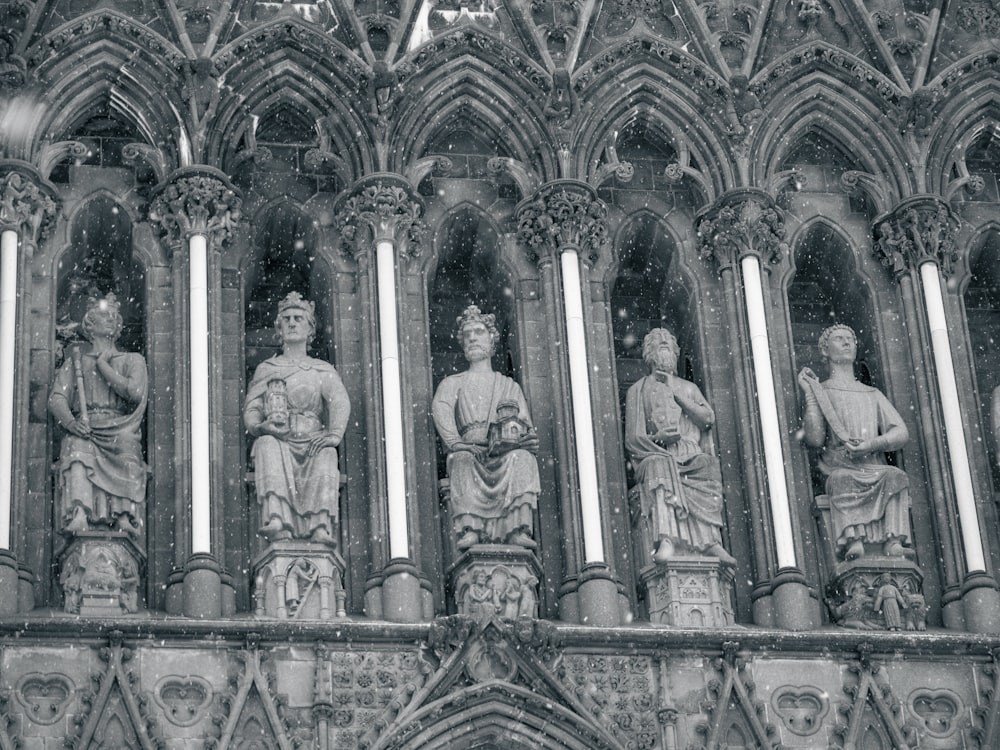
(964, 228), (1000, 493)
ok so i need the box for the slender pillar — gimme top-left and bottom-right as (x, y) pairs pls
(0, 167), (56, 614)
(149, 167), (242, 618)
(517, 181), (620, 626)
(337, 175), (425, 622)
(698, 190), (815, 630)
(875, 196), (1000, 632)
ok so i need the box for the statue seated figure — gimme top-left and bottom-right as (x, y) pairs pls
(625, 328), (735, 566)
(798, 324), (912, 561)
(432, 305), (540, 551)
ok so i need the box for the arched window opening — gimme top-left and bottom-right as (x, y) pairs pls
(965, 230), (1000, 490)
(49, 109), (150, 184)
(966, 127), (1000, 202)
(612, 118), (685, 195)
(779, 130), (866, 213)
(419, 115), (516, 197)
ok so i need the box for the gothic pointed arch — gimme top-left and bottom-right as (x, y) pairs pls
(925, 81), (1000, 196)
(391, 56), (554, 178)
(209, 20), (372, 177)
(212, 645), (293, 750)
(752, 76), (908, 194)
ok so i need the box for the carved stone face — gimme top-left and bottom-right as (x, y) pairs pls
(460, 320), (494, 363)
(821, 327), (857, 364)
(651, 341), (678, 375)
(276, 307), (314, 347)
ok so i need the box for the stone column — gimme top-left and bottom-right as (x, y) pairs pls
(0, 166), (56, 614)
(516, 180), (620, 627)
(336, 175), (427, 622)
(149, 166), (241, 618)
(874, 196), (1000, 632)
(698, 189), (816, 630)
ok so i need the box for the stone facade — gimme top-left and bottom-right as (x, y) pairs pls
(2, 0), (1000, 745)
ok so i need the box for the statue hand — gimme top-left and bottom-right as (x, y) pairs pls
(452, 441), (487, 460)
(797, 367), (818, 392)
(518, 431), (540, 454)
(308, 433), (339, 456)
(255, 418), (290, 439)
(66, 419), (91, 439)
(845, 439), (872, 460)
(652, 430), (680, 447)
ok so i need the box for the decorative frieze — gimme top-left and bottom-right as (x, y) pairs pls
(697, 189), (788, 269)
(148, 167), (242, 247)
(515, 180), (609, 264)
(873, 195), (960, 278)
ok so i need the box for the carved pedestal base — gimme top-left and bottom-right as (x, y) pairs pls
(825, 557), (925, 631)
(639, 558), (735, 628)
(252, 541), (346, 620)
(58, 532), (144, 616)
(447, 545), (542, 619)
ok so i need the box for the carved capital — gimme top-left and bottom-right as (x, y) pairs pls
(0, 164), (59, 244)
(697, 189), (787, 270)
(515, 180), (609, 265)
(873, 195), (960, 279)
(148, 166), (242, 247)
(336, 174), (424, 257)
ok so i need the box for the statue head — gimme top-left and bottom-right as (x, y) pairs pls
(456, 304), (498, 358)
(81, 293), (124, 342)
(275, 292), (316, 342)
(642, 328), (679, 374)
(818, 323), (857, 363)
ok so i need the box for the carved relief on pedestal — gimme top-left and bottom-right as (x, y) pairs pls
(58, 532), (143, 615)
(253, 541), (347, 620)
(448, 545), (541, 619)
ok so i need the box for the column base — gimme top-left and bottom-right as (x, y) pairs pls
(639, 557), (735, 628)
(941, 584), (964, 630)
(577, 562), (621, 627)
(772, 568), (818, 631)
(58, 531), (144, 616)
(0, 550), (20, 615)
(183, 552), (223, 619)
(558, 576), (579, 623)
(447, 544), (541, 619)
(380, 558), (425, 622)
(18, 563), (34, 613)
(252, 540), (347, 620)
(750, 581), (775, 627)
(962, 572), (1000, 633)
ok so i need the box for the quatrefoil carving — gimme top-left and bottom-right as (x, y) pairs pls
(770, 685), (829, 736)
(14, 673), (75, 725)
(153, 675), (213, 727)
(909, 688), (960, 737)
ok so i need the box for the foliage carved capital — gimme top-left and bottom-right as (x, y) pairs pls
(515, 180), (609, 265)
(0, 164), (58, 244)
(697, 189), (787, 270)
(148, 167), (242, 248)
(336, 175), (425, 258)
(873, 195), (960, 279)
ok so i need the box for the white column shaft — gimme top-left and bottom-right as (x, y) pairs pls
(376, 239), (410, 560)
(741, 255), (797, 569)
(920, 261), (987, 573)
(0, 230), (18, 550)
(189, 234), (212, 554)
(560, 249), (605, 564)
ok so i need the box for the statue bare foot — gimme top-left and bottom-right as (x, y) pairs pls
(506, 530), (537, 550)
(652, 539), (675, 563)
(456, 530), (479, 550)
(65, 506), (89, 534)
(883, 538), (914, 558)
(844, 539), (864, 561)
(705, 542), (737, 566)
(114, 514), (139, 537)
(310, 526), (335, 545)
(259, 518), (289, 540)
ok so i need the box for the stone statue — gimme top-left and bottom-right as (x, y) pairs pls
(798, 324), (912, 561)
(432, 305), (540, 550)
(48, 294), (148, 539)
(625, 328), (735, 565)
(244, 292), (350, 545)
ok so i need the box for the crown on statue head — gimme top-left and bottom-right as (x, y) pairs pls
(277, 291), (315, 317)
(86, 292), (121, 317)
(455, 304), (498, 340)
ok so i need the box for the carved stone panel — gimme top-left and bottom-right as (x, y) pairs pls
(639, 558), (735, 628)
(253, 540), (347, 620)
(447, 544), (542, 619)
(57, 532), (144, 616)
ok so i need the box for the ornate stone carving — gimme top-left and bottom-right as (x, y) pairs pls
(957, 0), (1000, 37)
(449, 545), (542, 619)
(770, 685), (829, 736)
(152, 675), (213, 727)
(147, 167), (242, 247)
(873, 196), (960, 278)
(908, 688), (962, 740)
(825, 559), (926, 631)
(14, 673), (75, 726)
(58, 532), (143, 615)
(832, 643), (917, 749)
(336, 177), (424, 255)
(515, 180), (609, 263)
(0, 168), (58, 242)
(253, 541), (347, 620)
(432, 305), (541, 551)
(697, 189), (787, 269)
(640, 559), (735, 627)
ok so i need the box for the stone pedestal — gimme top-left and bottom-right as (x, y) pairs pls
(825, 556), (925, 631)
(253, 541), (346, 620)
(639, 557), (734, 627)
(447, 545), (541, 619)
(58, 532), (144, 616)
